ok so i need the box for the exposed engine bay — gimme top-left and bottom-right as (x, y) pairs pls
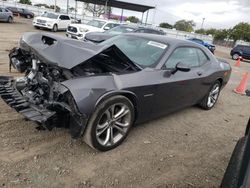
(1, 33), (139, 137)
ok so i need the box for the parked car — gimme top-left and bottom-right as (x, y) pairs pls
(220, 118), (250, 188)
(230, 44), (250, 60)
(33, 12), (71, 32)
(85, 25), (166, 43)
(66, 19), (120, 40)
(6, 7), (34, 18)
(1, 33), (231, 151)
(0, 6), (13, 23)
(188, 38), (216, 54)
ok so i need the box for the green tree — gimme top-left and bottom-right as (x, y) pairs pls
(34, 3), (50, 8)
(230, 22), (250, 42)
(69, 7), (76, 12)
(195, 29), (206, 34)
(173, 20), (196, 32)
(19, 0), (31, 5)
(214, 29), (229, 41)
(159, 22), (173, 29)
(126, 16), (140, 23)
(49, 5), (60, 12)
(206, 28), (217, 36)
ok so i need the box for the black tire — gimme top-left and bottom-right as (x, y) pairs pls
(83, 95), (135, 151)
(7, 16), (13, 23)
(199, 80), (221, 110)
(34, 26), (40, 29)
(52, 24), (58, 32)
(26, 15), (31, 19)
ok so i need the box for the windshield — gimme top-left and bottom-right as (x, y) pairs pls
(87, 20), (106, 28)
(105, 26), (136, 35)
(101, 36), (167, 68)
(41, 12), (58, 19)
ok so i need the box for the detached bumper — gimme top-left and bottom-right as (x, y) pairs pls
(0, 76), (55, 124)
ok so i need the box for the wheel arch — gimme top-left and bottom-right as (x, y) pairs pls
(95, 90), (139, 122)
(217, 77), (223, 85)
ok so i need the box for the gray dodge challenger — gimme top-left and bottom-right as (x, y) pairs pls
(0, 32), (231, 151)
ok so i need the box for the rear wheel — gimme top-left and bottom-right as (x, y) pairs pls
(199, 81), (221, 110)
(52, 24), (58, 32)
(26, 15), (31, 19)
(83, 95), (135, 151)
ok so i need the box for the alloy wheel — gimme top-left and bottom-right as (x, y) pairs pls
(96, 103), (132, 147)
(207, 83), (220, 108)
(233, 53), (239, 60)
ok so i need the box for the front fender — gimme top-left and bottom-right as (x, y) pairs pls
(61, 75), (118, 117)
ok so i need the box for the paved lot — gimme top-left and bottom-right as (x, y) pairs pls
(0, 18), (249, 188)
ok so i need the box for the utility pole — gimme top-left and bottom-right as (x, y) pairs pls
(67, 0), (69, 14)
(201, 17), (205, 29)
(75, 0), (77, 20)
(54, 0), (57, 12)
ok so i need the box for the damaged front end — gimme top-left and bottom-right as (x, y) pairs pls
(0, 58), (86, 138)
(2, 32), (140, 138)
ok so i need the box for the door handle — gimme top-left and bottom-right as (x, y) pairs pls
(197, 71), (203, 76)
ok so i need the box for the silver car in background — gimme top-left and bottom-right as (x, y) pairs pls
(0, 6), (13, 23)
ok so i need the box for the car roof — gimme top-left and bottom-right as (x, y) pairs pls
(236, 44), (250, 47)
(123, 33), (196, 46)
(189, 38), (203, 40)
(92, 19), (119, 24)
(44, 12), (69, 16)
(119, 25), (164, 32)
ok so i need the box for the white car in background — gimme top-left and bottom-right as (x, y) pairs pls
(66, 19), (120, 40)
(33, 12), (71, 32)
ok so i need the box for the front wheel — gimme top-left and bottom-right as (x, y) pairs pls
(7, 16), (13, 23)
(199, 81), (221, 110)
(52, 24), (58, 32)
(83, 95), (135, 151)
(232, 53), (240, 60)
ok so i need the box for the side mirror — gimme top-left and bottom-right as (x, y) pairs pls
(171, 62), (190, 74)
(176, 62), (190, 72)
(104, 26), (110, 30)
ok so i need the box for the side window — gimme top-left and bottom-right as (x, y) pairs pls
(243, 46), (250, 52)
(165, 47), (200, 69)
(113, 23), (120, 28)
(135, 29), (145, 33)
(64, 16), (70, 20)
(196, 49), (209, 65)
(105, 23), (117, 29)
(0, 8), (2, 12)
(149, 30), (161, 34)
(59, 15), (69, 20)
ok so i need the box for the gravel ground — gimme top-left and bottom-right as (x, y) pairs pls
(0, 18), (249, 188)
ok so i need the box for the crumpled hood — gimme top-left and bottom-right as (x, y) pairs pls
(19, 32), (138, 70)
(85, 32), (114, 42)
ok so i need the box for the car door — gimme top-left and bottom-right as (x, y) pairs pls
(153, 47), (207, 116)
(242, 46), (250, 59)
(58, 15), (69, 29)
(63, 15), (71, 28)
